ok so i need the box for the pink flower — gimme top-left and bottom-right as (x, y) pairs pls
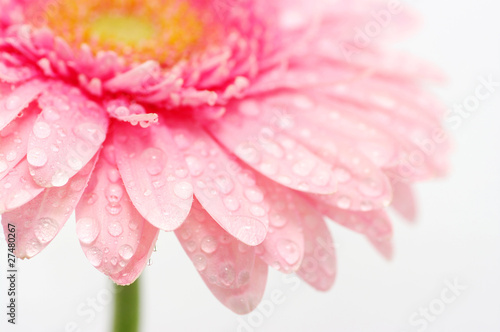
(0, 0), (448, 313)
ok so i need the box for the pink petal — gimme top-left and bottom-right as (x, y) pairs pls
(256, 178), (304, 273)
(75, 149), (159, 285)
(167, 122), (269, 246)
(0, 56), (39, 83)
(114, 122), (192, 231)
(296, 200), (337, 291)
(175, 200), (268, 314)
(0, 103), (39, 180)
(307, 143), (393, 212)
(316, 203), (393, 260)
(28, 84), (108, 187)
(1, 155), (98, 258)
(391, 181), (417, 222)
(0, 158), (44, 214)
(0, 79), (46, 131)
(207, 104), (338, 194)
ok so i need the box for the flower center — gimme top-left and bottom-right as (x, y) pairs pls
(31, 0), (215, 65)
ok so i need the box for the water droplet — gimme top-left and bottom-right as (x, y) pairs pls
(43, 107), (60, 121)
(27, 148), (48, 167)
(235, 144), (260, 164)
(6, 151), (16, 162)
(174, 133), (191, 150)
(215, 174), (234, 194)
(179, 228), (192, 240)
(219, 264), (235, 286)
(336, 196), (352, 209)
(223, 196), (240, 211)
(0, 160), (8, 173)
(170, 168), (186, 180)
(107, 221), (123, 237)
(107, 169), (121, 182)
(277, 239), (301, 265)
(111, 257), (118, 265)
(185, 240), (197, 253)
(105, 184), (123, 204)
(106, 203), (122, 215)
(86, 247), (103, 267)
(173, 181), (193, 200)
(360, 200), (373, 211)
(269, 212), (287, 228)
(34, 217), (58, 244)
(119, 244), (134, 260)
(128, 219), (139, 231)
(25, 238), (41, 257)
(185, 155), (203, 176)
(250, 205), (266, 217)
(5, 96), (21, 110)
(142, 148), (166, 176)
(143, 189), (152, 197)
(358, 177), (384, 197)
(51, 170), (69, 187)
(76, 217), (100, 244)
(292, 159), (316, 176)
(67, 156), (83, 171)
(333, 167), (351, 183)
(201, 236), (218, 254)
(244, 188), (264, 203)
(192, 254), (207, 271)
(74, 123), (105, 146)
(33, 122), (51, 139)
(311, 170), (331, 187)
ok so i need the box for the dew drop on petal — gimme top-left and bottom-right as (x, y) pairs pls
(142, 148), (166, 176)
(277, 239), (301, 265)
(336, 195), (352, 209)
(223, 196), (240, 211)
(185, 155), (203, 177)
(244, 188), (264, 203)
(219, 264), (236, 287)
(86, 247), (103, 267)
(76, 217), (100, 244)
(105, 183), (123, 204)
(0, 160), (8, 173)
(269, 212), (287, 228)
(106, 203), (122, 215)
(107, 221), (123, 237)
(5, 96), (21, 110)
(200, 236), (218, 254)
(33, 122), (51, 139)
(118, 244), (134, 260)
(173, 181), (193, 200)
(27, 148), (48, 167)
(250, 205), (266, 217)
(358, 177), (384, 197)
(34, 217), (58, 244)
(192, 254), (207, 271)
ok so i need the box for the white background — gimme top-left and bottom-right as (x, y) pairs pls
(1, 0), (500, 331)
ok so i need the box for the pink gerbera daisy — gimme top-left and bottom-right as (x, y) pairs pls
(0, 0), (448, 314)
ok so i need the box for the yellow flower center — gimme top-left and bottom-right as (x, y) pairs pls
(31, 0), (216, 65)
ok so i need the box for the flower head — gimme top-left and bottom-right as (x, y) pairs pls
(0, 0), (448, 313)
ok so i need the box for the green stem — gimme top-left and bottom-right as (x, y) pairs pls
(112, 278), (140, 332)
